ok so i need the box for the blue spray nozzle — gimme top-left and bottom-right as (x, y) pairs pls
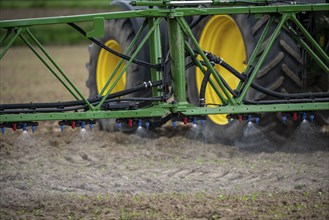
(309, 114), (315, 122)
(247, 115), (252, 123)
(31, 125), (37, 133)
(137, 119), (142, 127)
(81, 121), (85, 129)
(145, 121), (150, 130)
(192, 117), (197, 125)
(22, 123), (27, 131)
(282, 115), (287, 124)
(117, 122), (122, 130)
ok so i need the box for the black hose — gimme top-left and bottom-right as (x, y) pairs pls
(203, 52), (329, 99)
(220, 60), (329, 99)
(214, 69), (238, 97)
(1, 97), (165, 114)
(189, 52), (329, 100)
(199, 68), (211, 107)
(185, 61), (197, 70)
(189, 15), (208, 29)
(0, 80), (162, 110)
(106, 97), (163, 102)
(189, 58), (238, 98)
(1, 106), (84, 114)
(68, 23), (162, 70)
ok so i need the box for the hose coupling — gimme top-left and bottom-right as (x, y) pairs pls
(199, 98), (206, 107)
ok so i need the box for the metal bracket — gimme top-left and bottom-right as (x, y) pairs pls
(86, 17), (105, 38)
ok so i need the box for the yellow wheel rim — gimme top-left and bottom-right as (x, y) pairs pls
(97, 39), (126, 95)
(197, 15), (246, 125)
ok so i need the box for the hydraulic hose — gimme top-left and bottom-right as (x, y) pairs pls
(188, 59), (239, 98)
(189, 15), (208, 29)
(0, 80), (162, 111)
(203, 52), (329, 99)
(0, 97), (166, 114)
(68, 23), (162, 70)
(199, 68), (212, 107)
(214, 68), (238, 97)
(220, 59), (329, 99)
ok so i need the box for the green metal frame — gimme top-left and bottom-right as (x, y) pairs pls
(0, 1), (328, 124)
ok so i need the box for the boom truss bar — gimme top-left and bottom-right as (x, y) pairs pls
(0, 1), (328, 125)
(0, 102), (328, 123)
(0, 4), (328, 28)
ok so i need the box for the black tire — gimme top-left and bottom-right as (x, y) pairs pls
(187, 14), (304, 144)
(86, 19), (150, 131)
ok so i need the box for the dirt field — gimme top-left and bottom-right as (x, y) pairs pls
(1, 46), (329, 219)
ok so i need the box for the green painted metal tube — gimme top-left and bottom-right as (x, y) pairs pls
(290, 14), (329, 72)
(237, 14), (288, 104)
(177, 17), (235, 105)
(0, 28), (22, 60)
(291, 30), (329, 75)
(18, 33), (80, 101)
(0, 11), (144, 28)
(167, 17), (187, 103)
(1, 102), (328, 123)
(96, 17), (163, 109)
(132, 0), (326, 9)
(236, 16), (274, 92)
(0, 28), (13, 45)
(173, 4), (329, 16)
(184, 41), (227, 105)
(98, 20), (148, 96)
(148, 17), (163, 98)
(140, 4), (329, 17)
(1, 4), (327, 29)
(182, 102), (329, 116)
(291, 14), (329, 64)
(0, 107), (170, 122)
(26, 29), (95, 110)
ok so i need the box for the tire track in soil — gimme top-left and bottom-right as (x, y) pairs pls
(2, 124), (328, 197)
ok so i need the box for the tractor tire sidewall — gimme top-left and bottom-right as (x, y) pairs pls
(87, 19), (150, 131)
(187, 14), (303, 145)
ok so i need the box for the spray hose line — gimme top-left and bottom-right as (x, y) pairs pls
(199, 67), (212, 107)
(68, 23), (163, 70)
(0, 80), (163, 114)
(193, 51), (329, 102)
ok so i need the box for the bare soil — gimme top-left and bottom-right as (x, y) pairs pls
(1, 47), (329, 219)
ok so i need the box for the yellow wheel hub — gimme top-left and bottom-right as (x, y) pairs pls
(97, 39), (126, 95)
(197, 15), (246, 125)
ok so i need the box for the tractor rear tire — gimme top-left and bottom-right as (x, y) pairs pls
(187, 14), (305, 144)
(86, 19), (150, 131)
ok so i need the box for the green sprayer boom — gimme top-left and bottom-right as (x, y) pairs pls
(0, 0), (328, 134)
